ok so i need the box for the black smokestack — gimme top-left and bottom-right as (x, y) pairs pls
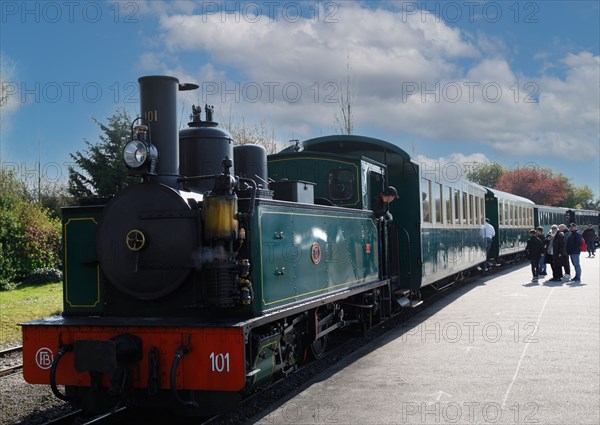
(138, 75), (179, 187)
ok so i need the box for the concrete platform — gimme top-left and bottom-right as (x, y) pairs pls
(250, 255), (599, 424)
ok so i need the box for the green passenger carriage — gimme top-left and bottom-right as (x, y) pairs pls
(485, 188), (535, 262)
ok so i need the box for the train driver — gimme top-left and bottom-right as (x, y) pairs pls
(371, 186), (399, 221)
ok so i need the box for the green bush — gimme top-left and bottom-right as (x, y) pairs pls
(24, 267), (63, 285)
(0, 278), (19, 291)
(0, 212), (20, 284)
(0, 170), (62, 288)
(15, 202), (62, 275)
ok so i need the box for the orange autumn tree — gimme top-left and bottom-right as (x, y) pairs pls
(495, 168), (569, 206)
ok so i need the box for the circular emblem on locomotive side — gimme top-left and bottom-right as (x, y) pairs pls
(125, 229), (146, 251)
(35, 347), (54, 370)
(311, 242), (322, 265)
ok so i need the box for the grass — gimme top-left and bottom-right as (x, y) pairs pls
(0, 282), (63, 349)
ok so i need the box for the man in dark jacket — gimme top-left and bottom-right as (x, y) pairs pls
(536, 227), (547, 276)
(526, 229), (544, 281)
(582, 224), (596, 257)
(371, 186), (399, 221)
(550, 228), (567, 281)
(371, 186), (399, 279)
(566, 223), (583, 281)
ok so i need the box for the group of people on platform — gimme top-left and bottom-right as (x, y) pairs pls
(526, 223), (596, 283)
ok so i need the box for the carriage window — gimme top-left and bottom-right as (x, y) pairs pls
(469, 194), (475, 225)
(518, 205), (522, 226)
(462, 191), (468, 225)
(328, 169), (354, 201)
(434, 183), (442, 223)
(504, 203), (509, 226)
(475, 196), (480, 225)
(520, 206), (524, 226)
(499, 201), (504, 225)
(422, 178), (431, 223)
(454, 190), (461, 224)
(446, 187), (453, 224)
(480, 198), (485, 225)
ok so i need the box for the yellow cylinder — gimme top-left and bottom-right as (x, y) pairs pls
(203, 195), (238, 240)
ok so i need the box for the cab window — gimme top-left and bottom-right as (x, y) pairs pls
(328, 169), (354, 201)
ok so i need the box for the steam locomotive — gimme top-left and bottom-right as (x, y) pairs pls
(21, 75), (599, 415)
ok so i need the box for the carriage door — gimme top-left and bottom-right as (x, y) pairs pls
(367, 171), (389, 277)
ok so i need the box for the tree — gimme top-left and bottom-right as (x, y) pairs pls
(581, 198), (600, 210)
(495, 168), (569, 205)
(466, 163), (504, 188)
(68, 108), (138, 199)
(225, 116), (279, 154)
(40, 180), (73, 218)
(559, 184), (596, 209)
(335, 56), (354, 135)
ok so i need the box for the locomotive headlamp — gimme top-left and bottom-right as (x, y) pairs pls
(123, 124), (158, 175)
(124, 140), (149, 168)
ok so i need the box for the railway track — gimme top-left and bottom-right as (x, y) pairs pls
(0, 345), (23, 378)
(0, 363), (23, 377)
(39, 407), (129, 425)
(0, 345), (23, 356)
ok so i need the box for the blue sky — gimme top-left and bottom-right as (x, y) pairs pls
(1, 1), (599, 198)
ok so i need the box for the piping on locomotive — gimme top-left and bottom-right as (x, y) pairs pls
(22, 75), (587, 415)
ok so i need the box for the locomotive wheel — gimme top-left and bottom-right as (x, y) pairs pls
(310, 334), (329, 359)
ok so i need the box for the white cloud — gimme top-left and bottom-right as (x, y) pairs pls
(158, 3), (477, 83)
(138, 52), (167, 71)
(139, 3), (599, 161)
(1, 54), (20, 114)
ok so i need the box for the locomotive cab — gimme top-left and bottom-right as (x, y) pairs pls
(267, 150), (387, 210)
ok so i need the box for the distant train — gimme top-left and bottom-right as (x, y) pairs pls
(21, 75), (600, 416)
(535, 205), (599, 243)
